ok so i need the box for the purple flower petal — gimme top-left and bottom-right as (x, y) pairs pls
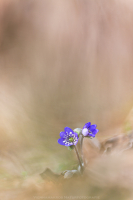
(91, 130), (97, 135)
(73, 132), (78, 138)
(60, 131), (66, 138)
(88, 132), (95, 137)
(64, 127), (73, 134)
(89, 124), (97, 131)
(58, 138), (65, 145)
(83, 122), (91, 129)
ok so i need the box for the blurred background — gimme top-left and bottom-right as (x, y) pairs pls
(0, 0), (133, 199)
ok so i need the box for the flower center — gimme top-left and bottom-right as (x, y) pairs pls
(69, 137), (74, 142)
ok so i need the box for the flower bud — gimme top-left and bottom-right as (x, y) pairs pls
(73, 128), (82, 137)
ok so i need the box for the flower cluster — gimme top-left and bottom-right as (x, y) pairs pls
(58, 122), (99, 147)
(57, 122), (99, 175)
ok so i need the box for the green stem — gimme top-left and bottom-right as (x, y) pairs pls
(80, 135), (85, 166)
(74, 145), (83, 172)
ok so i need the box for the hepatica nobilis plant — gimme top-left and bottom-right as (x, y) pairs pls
(58, 122), (99, 176)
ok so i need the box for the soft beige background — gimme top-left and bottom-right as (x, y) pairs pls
(0, 0), (133, 180)
(0, 1), (133, 199)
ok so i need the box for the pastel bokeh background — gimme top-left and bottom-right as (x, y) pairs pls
(0, 0), (133, 199)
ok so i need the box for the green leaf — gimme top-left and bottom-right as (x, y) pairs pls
(68, 145), (75, 151)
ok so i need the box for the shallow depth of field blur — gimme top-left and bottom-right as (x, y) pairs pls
(1, 0), (133, 199)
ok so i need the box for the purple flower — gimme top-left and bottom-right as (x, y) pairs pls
(82, 122), (99, 137)
(58, 127), (79, 146)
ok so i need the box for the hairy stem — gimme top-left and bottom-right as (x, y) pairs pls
(74, 145), (83, 172)
(80, 134), (85, 165)
(80, 135), (83, 157)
